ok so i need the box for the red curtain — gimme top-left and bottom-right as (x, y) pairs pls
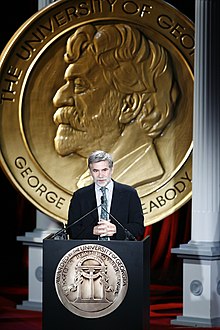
(144, 201), (191, 284)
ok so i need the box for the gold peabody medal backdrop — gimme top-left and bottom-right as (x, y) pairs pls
(0, 0), (194, 226)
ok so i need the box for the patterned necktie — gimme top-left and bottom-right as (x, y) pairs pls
(100, 186), (108, 219)
(99, 186), (109, 241)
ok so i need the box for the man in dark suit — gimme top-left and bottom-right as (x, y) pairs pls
(67, 150), (145, 240)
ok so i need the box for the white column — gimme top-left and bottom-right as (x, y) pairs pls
(191, 0), (220, 244)
(171, 0), (220, 327)
(16, 210), (62, 311)
(38, 0), (56, 9)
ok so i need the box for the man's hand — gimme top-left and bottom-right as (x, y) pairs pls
(93, 220), (116, 237)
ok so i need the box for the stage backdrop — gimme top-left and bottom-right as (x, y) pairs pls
(0, 0), (194, 287)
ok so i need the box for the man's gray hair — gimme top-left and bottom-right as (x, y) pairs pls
(88, 150), (113, 168)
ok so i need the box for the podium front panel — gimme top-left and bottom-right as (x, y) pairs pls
(43, 237), (150, 330)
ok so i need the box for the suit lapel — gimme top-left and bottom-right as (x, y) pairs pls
(88, 183), (99, 220)
(110, 181), (122, 216)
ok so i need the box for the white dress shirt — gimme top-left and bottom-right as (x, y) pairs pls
(95, 180), (114, 220)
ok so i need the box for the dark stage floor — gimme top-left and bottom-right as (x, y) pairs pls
(1, 285), (220, 330)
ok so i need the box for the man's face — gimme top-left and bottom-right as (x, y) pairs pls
(89, 160), (113, 187)
(53, 50), (123, 158)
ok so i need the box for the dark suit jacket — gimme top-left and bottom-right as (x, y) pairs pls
(67, 180), (145, 240)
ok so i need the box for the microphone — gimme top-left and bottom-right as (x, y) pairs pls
(100, 197), (137, 241)
(47, 203), (102, 240)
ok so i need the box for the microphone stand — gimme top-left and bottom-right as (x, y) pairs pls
(101, 204), (137, 241)
(47, 204), (102, 240)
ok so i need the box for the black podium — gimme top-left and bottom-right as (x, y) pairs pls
(43, 236), (150, 330)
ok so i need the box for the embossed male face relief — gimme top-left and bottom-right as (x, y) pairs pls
(53, 51), (123, 157)
(89, 161), (113, 186)
(54, 52), (110, 116)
